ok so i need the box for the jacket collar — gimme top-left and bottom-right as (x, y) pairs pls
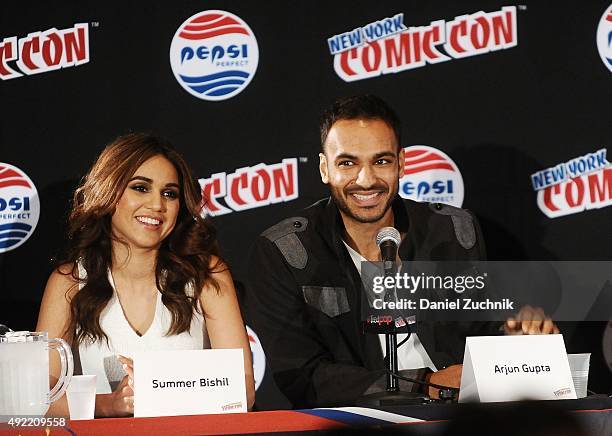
(322, 197), (345, 258)
(318, 196), (407, 369)
(319, 195), (411, 254)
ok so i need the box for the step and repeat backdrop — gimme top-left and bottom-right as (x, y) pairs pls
(1, 1), (611, 406)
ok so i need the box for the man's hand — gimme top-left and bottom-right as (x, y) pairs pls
(504, 305), (560, 335)
(426, 364), (462, 399)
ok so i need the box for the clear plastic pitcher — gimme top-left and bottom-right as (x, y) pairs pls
(0, 331), (73, 416)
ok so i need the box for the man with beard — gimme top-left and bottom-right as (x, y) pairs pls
(244, 95), (553, 408)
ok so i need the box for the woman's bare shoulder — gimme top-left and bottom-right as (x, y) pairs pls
(197, 256), (236, 299)
(208, 255), (233, 285)
(46, 263), (80, 300)
(37, 263), (79, 337)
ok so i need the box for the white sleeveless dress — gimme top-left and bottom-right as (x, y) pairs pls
(77, 266), (210, 394)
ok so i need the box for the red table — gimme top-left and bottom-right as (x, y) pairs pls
(2, 399), (611, 435)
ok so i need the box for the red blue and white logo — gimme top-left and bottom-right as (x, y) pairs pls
(170, 10), (259, 101)
(399, 145), (464, 207)
(246, 325), (266, 390)
(199, 158), (299, 216)
(329, 7), (517, 83)
(532, 149), (611, 218)
(597, 4), (612, 73)
(0, 163), (40, 253)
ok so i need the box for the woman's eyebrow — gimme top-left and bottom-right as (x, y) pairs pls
(129, 176), (152, 183)
(129, 177), (179, 189)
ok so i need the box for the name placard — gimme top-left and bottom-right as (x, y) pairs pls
(458, 335), (576, 403)
(133, 349), (247, 417)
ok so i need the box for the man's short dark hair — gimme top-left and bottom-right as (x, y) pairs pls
(319, 95), (401, 151)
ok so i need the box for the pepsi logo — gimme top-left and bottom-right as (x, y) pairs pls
(399, 145), (464, 207)
(170, 10), (259, 101)
(246, 325), (266, 390)
(0, 163), (40, 253)
(596, 4), (612, 73)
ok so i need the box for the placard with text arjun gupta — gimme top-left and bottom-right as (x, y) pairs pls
(459, 335), (576, 403)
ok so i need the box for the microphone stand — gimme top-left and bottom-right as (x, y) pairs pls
(383, 267), (400, 393)
(357, 261), (429, 407)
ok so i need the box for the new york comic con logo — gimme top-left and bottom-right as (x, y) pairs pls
(170, 10), (259, 101)
(0, 163), (40, 253)
(0, 23), (89, 80)
(328, 7), (517, 82)
(597, 4), (612, 73)
(399, 146), (464, 207)
(199, 158), (298, 216)
(531, 149), (611, 218)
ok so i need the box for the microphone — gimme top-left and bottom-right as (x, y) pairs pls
(376, 227), (400, 273)
(373, 227), (405, 394)
(358, 227), (433, 405)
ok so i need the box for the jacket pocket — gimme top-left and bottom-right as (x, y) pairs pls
(301, 286), (350, 318)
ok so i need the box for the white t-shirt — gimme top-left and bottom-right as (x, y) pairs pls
(342, 241), (437, 372)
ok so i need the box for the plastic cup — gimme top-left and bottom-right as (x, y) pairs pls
(567, 353), (590, 398)
(67, 375), (96, 420)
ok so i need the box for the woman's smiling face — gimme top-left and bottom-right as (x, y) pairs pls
(111, 154), (180, 251)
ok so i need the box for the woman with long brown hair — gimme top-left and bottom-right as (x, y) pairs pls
(37, 133), (255, 416)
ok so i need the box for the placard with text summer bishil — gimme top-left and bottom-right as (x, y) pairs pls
(133, 349), (247, 417)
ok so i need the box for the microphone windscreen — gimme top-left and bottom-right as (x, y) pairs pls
(375, 227), (400, 247)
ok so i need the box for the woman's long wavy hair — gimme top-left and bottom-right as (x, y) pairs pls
(63, 133), (220, 345)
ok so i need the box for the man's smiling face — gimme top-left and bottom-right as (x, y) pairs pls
(319, 118), (404, 224)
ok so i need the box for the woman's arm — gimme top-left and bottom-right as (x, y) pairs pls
(199, 259), (256, 410)
(36, 266), (134, 418)
(36, 266), (77, 417)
